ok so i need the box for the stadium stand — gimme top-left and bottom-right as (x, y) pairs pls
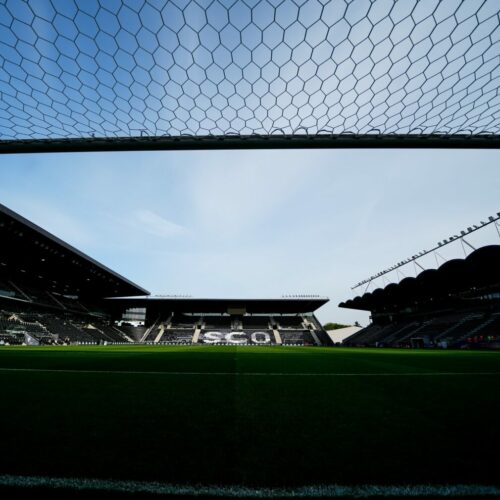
(0, 306), (137, 345)
(341, 245), (500, 348)
(280, 330), (316, 346)
(198, 330), (275, 345)
(160, 330), (195, 344)
(0, 295), (334, 346)
(0, 202), (331, 346)
(276, 316), (304, 328)
(241, 316), (271, 329)
(117, 324), (147, 342)
(0, 202), (149, 344)
(136, 310), (330, 345)
(201, 316), (232, 329)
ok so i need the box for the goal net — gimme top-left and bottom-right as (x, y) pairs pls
(0, 0), (499, 152)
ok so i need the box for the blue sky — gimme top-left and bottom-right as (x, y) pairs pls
(0, 148), (499, 325)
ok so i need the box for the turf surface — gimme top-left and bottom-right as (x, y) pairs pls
(0, 345), (499, 491)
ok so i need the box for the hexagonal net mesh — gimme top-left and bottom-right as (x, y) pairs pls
(0, 0), (499, 152)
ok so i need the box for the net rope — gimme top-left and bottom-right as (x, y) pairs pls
(0, 0), (499, 143)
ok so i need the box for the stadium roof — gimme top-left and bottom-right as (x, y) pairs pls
(0, 0), (499, 153)
(106, 296), (329, 314)
(0, 202), (149, 298)
(339, 245), (500, 312)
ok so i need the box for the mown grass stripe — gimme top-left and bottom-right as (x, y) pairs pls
(0, 475), (499, 497)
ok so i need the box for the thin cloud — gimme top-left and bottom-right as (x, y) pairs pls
(131, 209), (190, 239)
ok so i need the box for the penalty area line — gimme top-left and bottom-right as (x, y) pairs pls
(0, 475), (499, 497)
(0, 367), (499, 377)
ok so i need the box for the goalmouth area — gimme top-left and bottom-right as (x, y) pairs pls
(0, 345), (499, 498)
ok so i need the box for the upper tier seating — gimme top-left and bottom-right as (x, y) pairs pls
(202, 316), (231, 329)
(242, 316), (270, 329)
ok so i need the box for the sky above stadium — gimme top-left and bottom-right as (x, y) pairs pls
(0, 149), (499, 325)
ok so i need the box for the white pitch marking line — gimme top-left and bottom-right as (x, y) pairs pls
(0, 475), (499, 497)
(0, 368), (499, 376)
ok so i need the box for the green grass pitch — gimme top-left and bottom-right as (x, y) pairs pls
(0, 345), (499, 495)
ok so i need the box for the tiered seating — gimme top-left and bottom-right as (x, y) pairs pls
(464, 314), (500, 347)
(0, 311), (54, 342)
(142, 315), (196, 343)
(276, 316), (304, 328)
(0, 301), (330, 347)
(0, 297), (140, 344)
(170, 313), (199, 329)
(0, 312), (24, 344)
(342, 324), (375, 346)
(202, 316), (231, 329)
(199, 330), (275, 344)
(80, 323), (127, 343)
(434, 313), (485, 342)
(345, 309), (500, 348)
(143, 326), (160, 342)
(242, 316), (270, 329)
(470, 313), (500, 338)
(80, 327), (107, 342)
(408, 314), (463, 340)
(9, 312), (125, 344)
(116, 324), (147, 342)
(0, 331), (23, 344)
(96, 323), (129, 342)
(40, 315), (95, 343)
(383, 322), (419, 346)
(344, 321), (412, 346)
(160, 330), (194, 343)
(280, 330), (315, 345)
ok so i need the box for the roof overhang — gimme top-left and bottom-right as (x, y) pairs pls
(0, 202), (149, 297)
(106, 296), (329, 314)
(339, 245), (500, 312)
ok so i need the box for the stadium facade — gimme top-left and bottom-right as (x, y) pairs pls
(0, 202), (331, 346)
(340, 245), (500, 349)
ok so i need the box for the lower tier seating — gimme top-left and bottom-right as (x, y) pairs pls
(199, 330), (275, 344)
(280, 330), (315, 345)
(345, 309), (500, 348)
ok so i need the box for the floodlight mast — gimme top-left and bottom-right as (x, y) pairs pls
(352, 213), (500, 292)
(0, 134), (499, 155)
